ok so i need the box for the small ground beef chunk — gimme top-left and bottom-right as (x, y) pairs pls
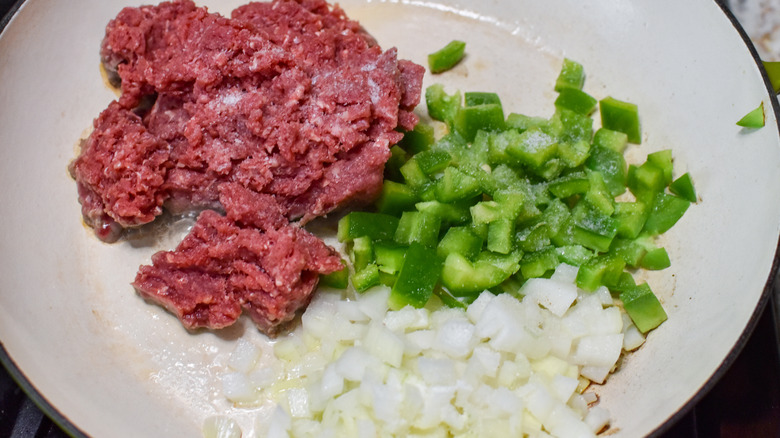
(133, 208), (343, 333)
(69, 102), (170, 242)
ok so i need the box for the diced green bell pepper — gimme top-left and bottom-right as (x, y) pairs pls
(425, 84), (461, 125)
(352, 263), (381, 292)
(415, 149), (452, 175)
(736, 102), (765, 128)
(555, 245), (595, 266)
(389, 243), (443, 309)
(585, 144), (627, 197)
(400, 157), (431, 189)
(465, 92), (502, 107)
(376, 180), (419, 216)
(351, 236), (374, 271)
(600, 96), (641, 144)
(338, 211), (400, 242)
(592, 128), (628, 154)
(428, 40), (466, 74)
(399, 123), (435, 155)
(394, 211), (441, 247)
(613, 201), (649, 239)
(576, 254), (625, 291)
(374, 243), (407, 275)
(454, 103), (506, 141)
(319, 259), (348, 289)
(547, 172), (589, 198)
(620, 283), (667, 333)
(506, 127), (558, 169)
(555, 58), (585, 91)
(519, 247), (559, 279)
(555, 88), (597, 116)
(437, 226), (483, 260)
(487, 218), (515, 254)
(643, 192), (690, 235)
(415, 200), (472, 226)
(646, 150), (674, 186)
(669, 173), (697, 203)
(434, 166), (482, 203)
(570, 201), (619, 252)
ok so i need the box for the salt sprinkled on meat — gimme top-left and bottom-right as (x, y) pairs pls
(71, 0), (424, 334)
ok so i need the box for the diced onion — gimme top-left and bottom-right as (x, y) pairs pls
(215, 268), (638, 437)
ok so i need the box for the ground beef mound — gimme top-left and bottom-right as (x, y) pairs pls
(133, 184), (343, 333)
(71, 0), (424, 334)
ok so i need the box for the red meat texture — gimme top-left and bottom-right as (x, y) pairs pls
(70, 0), (424, 333)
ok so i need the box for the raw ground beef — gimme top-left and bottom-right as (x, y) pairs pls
(70, 0), (424, 334)
(133, 184), (343, 333)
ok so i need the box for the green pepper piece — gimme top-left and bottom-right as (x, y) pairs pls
(454, 103), (506, 141)
(555, 58), (585, 91)
(519, 247), (559, 279)
(557, 108), (594, 144)
(437, 226), (483, 260)
(487, 130), (524, 167)
(592, 128), (628, 154)
(548, 172), (589, 198)
(319, 259), (348, 289)
(389, 243), (443, 309)
(620, 283), (667, 333)
(609, 237), (647, 268)
(506, 127), (558, 169)
(555, 88), (597, 116)
(374, 243), (407, 275)
(669, 173), (697, 203)
(352, 263), (381, 292)
(394, 211), (441, 247)
(641, 247), (671, 270)
(643, 192), (690, 235)
(415, 149), (452, 175)
(415, 200), (472, 226)
(351, 236), (374, 271)
(425, 84), (462, 125)
(576, 254), (625, 292)
(610, 271), (637, 294)
(600, 96), (641, 144)
(585, 143), (627, 198)
(428, 40), (466, 74)
(376, 180), (419, 216)
(400, 157), (431, 189)
(465, 92), (502, 107)
(516, 222), (552, 253)
(385, 145), (408, 182)
(505, 113), (548, 132)
(487, 218), (515, 254)
(627, 162), (666, 202)
(540, 198), (571, 235)
(584, 171), (614, 216)
(646, 150), (673, 186)
(736, 101), (765, 128)
(555, 245), (595, 266)
(434, 167), (483, 203)
(338, 212), (400, 242)
(441, 252), (517, 296)
(557, 140), (591, 168)
(399, 123), (435, 155)
(571, 202), (619, 253)
(613, 201), (649, 239)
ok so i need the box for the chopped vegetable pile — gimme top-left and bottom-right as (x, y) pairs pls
(218, 264), (647, 438)
(332, 58), (695, 335)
